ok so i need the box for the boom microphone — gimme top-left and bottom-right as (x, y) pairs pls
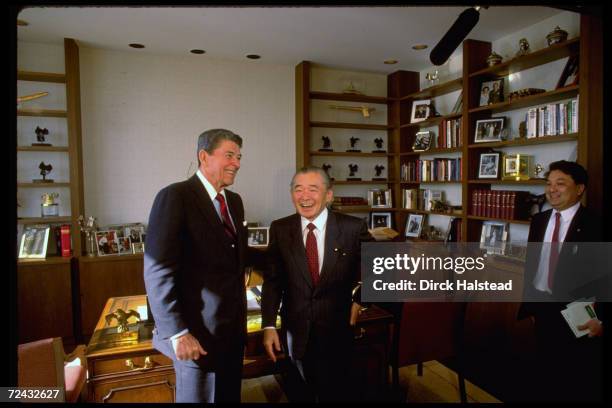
(430, 7), (480, 66)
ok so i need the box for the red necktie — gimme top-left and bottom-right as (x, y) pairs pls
(306, 223), (320, 286)
(215, 193), (236, 240)
(548, 212), (561, 290)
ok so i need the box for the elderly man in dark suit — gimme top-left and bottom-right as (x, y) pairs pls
(518, 160), (606, 402)
(261, 166), (371, 402)
(144, 128), (249, 403)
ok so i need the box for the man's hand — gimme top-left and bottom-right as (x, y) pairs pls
(577, 319), (603, 337)
(350, 302), (362, 326)
(171, 333), (207, 360)
(263, 328), (281, 362)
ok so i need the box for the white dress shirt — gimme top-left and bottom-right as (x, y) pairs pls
(300, 208), (328, 275)
(533, 201), (581, 293)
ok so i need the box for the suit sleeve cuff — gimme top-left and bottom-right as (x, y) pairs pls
(170, 328), (189, 340)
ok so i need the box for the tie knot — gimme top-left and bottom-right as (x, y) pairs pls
(216, 193), (226, 204)
(307, 223), (316, 232)
(555, 212), (561, 222)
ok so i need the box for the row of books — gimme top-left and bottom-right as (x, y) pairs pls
(400, 158), (462, 182)
(437, 117), (462, 148)
(526, 98), (578, 138)
(402, 188), (443, 211)
(470, 189), (531, 220)
(332, 196), (368, 206)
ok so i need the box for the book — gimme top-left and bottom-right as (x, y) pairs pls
(61, 224), (72, 257)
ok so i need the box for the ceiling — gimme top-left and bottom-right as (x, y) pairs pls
(17, 6), (564, 73)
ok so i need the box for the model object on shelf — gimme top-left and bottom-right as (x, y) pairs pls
(40, 192), (60, 217)
(33, 126), (51, 146)
(17, 91), (48, 105)
(104, 308), (141, 333)
(347, 136), (361, 152)
(34, 161), (54, 183)
(546, 26), (568, 46)
(515, 38), (531, 57)
(486, 51), (503, 67)
(425, 70), (439, 86)
(373, 138), (386, 153)
(347, 163), (361, 181)
(321, 163), (334, 181)
(330, 104), (375, 118)
(319, 136), (332, 152)
(342, 80), (364, 95)
(373, 165), (386, 181)
(508, 88), (546, 101)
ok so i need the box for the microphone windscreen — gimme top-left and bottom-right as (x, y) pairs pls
(430, 7), (480, 66)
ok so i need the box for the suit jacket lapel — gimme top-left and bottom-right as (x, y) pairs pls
(563, 205), (585, 242)
(225, 191), (245, 262)
(289, 214), (314, 289)
(318, 211), (340, 288)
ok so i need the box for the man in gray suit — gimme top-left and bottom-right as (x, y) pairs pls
(261, 166), (371, 401)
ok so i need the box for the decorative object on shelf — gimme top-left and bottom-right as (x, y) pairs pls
(430, 199), (451, 214)
(40, 192), (60, 217)
(321, 163), (334, 181)
(105, 308), (141, 333)
(319, 136), (332, 152)
(515, 38), (531, 57)
(508, 88), (546, 101)
(424, 225), (445, 241)
(425, 69), (439, 86)
(474, 118), (504, 143)
(518, 121), (527, 139)
(546, 26), (568, 46)
(347, 163), (361, 181)
(556, 55), (579, 89)
(486, 51), (503, 67)
(33, 126), (51, 146)
(405, 213), (424, 238)
(78, 215), (99, 257)
(329, 104), (375, 118)
(410, 99), (431, 123)
(33, 161), (54, 183)
(480, 221), (508, 255)
(368, 188), (392, 208)
(247, 227), (269, 248)
(534, 163), (544, 178)
(368, 226), (398, 241)
(373, 165), (386, 181)
(373, 138), (386, 153)
(371, 212), (392, 229)
(478, 152), (501, 179)
(17, 91), (49, 105)
(412, 130), (433, 151)
(96, 230), (119, 256)
(347, 136), (361, 152)
(527, 193), (547, 216)
(479, 79), (504, 106)
(342, 79), (365, 95)
(502, 153), (534, 181)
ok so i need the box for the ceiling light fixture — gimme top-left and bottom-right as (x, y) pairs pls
(190, 49), (206, 54)
(129, 43), (145, 49)
(384, 59), (398, 65)
(246, 54), (261, 60)
(17, 19), (29, 26)
(412, 44), (428, 50)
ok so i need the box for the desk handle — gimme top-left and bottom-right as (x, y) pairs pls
(354, 327), (366, 340)
(125, 356), (154, 371)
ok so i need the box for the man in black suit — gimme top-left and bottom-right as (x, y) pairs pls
(261, 166), (371, 402)
(518, 160), (605, 402)
(144, 128), (249, 403)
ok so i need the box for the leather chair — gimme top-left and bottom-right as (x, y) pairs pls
(390, 301), (468, 402)
(18, 337), (87, 402)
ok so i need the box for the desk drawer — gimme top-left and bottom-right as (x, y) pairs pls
(90, 369), (175, 403)
(89, 352), (173, 378)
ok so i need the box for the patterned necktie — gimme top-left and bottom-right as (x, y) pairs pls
(306, 223), (320, 286)
(548, 212), (561, 290)
(215, 193), (236, 240)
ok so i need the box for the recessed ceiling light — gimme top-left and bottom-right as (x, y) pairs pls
(384, 59), (398, 65)
(412, 44), (428, 50)
(17, 19), (29, 26)
(246, 54), (261, 60)
(129, 43), (145, 49)
(190, 49), (206, 54)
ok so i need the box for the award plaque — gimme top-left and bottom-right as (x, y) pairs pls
(41, 192), (60, 217)
(347, 163), (361, 181)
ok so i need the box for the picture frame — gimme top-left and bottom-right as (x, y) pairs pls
(480, 221), (508, 254)
(96, 230), (119, 256)
(478, 152), (501, 179)
(18, 224), (50, 259)
(556, 55), (579, 89)
(474, 118), (504, 143)
(410, 99), (431, 123)
(370, 212), (392, 229)
(479, 79), (504, 106)
(132, 242), (145, 254)
(118, 235), (132, 254)
(412, 131), (433, 151)
(368, 188), (392, 208)
(248, 227), (269, 247)
(405, 213), (424, 238)
(502, 153), (534, 181)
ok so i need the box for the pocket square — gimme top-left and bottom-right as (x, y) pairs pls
(242, 220), (248, 227)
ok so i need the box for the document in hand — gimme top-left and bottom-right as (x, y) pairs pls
(560, 299), (597, 338)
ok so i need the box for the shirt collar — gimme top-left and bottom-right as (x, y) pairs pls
(301, 207), (328, 233)
(553, 201), (581, 222)
(196, 169), (226, 202)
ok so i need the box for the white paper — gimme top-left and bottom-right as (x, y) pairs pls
(561, 300), (597, 338)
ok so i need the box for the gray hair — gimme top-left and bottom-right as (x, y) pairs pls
(197, 128), (243, 165)
(290, 166), (332, 191)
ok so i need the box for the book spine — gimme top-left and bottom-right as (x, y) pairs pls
(60, 224), (71, 257)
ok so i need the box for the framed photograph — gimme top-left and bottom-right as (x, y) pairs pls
(405, 213), (424, 238)
(18, 224), (50, 259)
(412, 131), (433, 151)
(118, 235), (132, 254)
(132, 242), (145, 254)
(478, 152), (501, 179)
(368, 189), (392, 208)
(370, 212), (392, 229)
(502, 153), (533, 181)
(410, 99), (431, 123)
(96, 230), (119, 256)
(474, 118), (504, 143)
(480, 221), (508, 254)
(479, 79), (504, 106)
(248, 227), (269, 247)
(556, 55), (579, 89)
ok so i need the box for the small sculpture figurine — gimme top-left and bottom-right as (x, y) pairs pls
(546, 26), (568, 46)
(347, 163), (361, 181)
(78, 215), (99, 257)
(425, 70), (439, 86)
(34, 161), (54, 183)
(486, 51), (503, 67)
(33, 126), (50, 146)
(373, 138), (385, 153)
(105, 308), (141, 333)
(319, 136), (332, 152)
(321, 163), (334, 181)
(347, 137), (361, 152)
(515, 38), (531, 57)
(373, 165), (386, 181)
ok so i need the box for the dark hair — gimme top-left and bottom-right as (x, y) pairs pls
(545, 160), (588, 187)
(290, 166), (332, 191)
(197, 129), (243, 165)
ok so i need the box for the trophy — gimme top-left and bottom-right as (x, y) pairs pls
(319, 136), (332, 152)
(373, 138), (386, 153)
(33, 126), (51, 146)
(41, 192), (59, 217)
(34, 161), (54, 183)
(78, 215), (99, 257)
(373, 165), (386, 181)
(347, 137), (361, 152)
(347, 163), (361, 181)
(322, 163), (334, 181)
